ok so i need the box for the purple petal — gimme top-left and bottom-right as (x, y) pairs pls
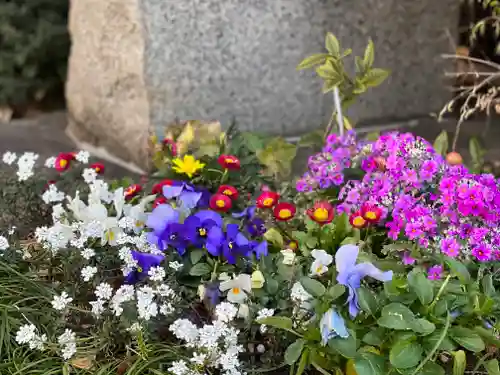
(195, 210), (223, 227)
(347, 285), (360, 318)
(179, 192), (202, 210)
(162, 185), (183, 199)
(207, 226), (224, 247)
(146, 204), (179, 233)
(226, 223), (240, 239)
(335, 244), (359, 284)
(253, 241), (268, 259)
(132, 250), (165, 271)
(353, 263), (393, 282)
(235, 232), (249, 247)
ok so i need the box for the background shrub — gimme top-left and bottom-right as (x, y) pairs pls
(0, 0), (69, 113)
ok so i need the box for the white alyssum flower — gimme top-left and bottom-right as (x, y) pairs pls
(169, 261), (183, 271)
(15, 324), (47, 351)
(168, 360), (190, 375)
(2, 151), (17, 165)
(81, 248), (95, 260)
(156, 284), (175, 297)
(52, 203), (66, 221)
(169, 319), (199, 347)
(82, 168), (97, 184)
(237, 303), (249, 320)
(127, 322), (142, 334)
(58, 329), (77, 360)
(51, 291), (73, 311)
(74, 150), (90, 163)
(310, 249), (333, 276)
(89, 299), (106, 316)
(81, 266), (98, 282)
(159, 302), (175, 316)
(95, 283), (114, 300)
(42, 184), (65, 204)
(148, 266), (166, 281)
(291, 282), (313, 304)
(0, 236), (9, 250)
(256, 308), (275, 333)
(16, 152), (38, 181)
(219, 274), (252, 304)
(44, 156), (56, 168)
(191, 352), (207, 365)
(136, 286), (158, 320)
(215, 302), (238, 322)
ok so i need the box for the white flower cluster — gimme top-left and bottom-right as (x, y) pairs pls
(15, 324), (47, 351)
(16, 152), (39, 181)
(168, 302), (245, 375)
(0, 235), (9, 251)
(2, 151), (16, 165)
(42, 184), (65, 204)
(58, 328), (77, 360)
(256, 308), (275, 333)
(74, 151), (90, 163)
(51, 291), (73, 311)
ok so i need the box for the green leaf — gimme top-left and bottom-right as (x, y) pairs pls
(325, 32), (340, 56)
(377, 303), (415, 330)
(328, 334), (357, 358)
(422, 328), (456, 352)
(482, 274), (495, 297)
(449, 327), (485, 352)
(362, 328), (386, 346)
(363, 68), (389, 88)
(474, 326), (500, 346)
(354, 352), (386, 375)
(390, 340), (422, 369)
(284, 339), (305, 365)
(189, 263), (211, 276)
(316, 61), (339, 79)
(297, 53), (328, 70)
(256, 316), (293, 330)
(419, 363), (445, 375)
(433, 131), (449, 156)
(485, 359), (500, 375)
(265, 278), (279, 295)
(327, 284), (346, 301)
(300, 277), (326, 298)
(263, 228), (284, 247)
(365, 131), (380, 142)
(363, 39), (375, 68)
(240, 132), (265, 152)
(298, 129), (324, 148)
(408, 270), (434, 305)
(306, 237), (318, 249)
(469, 136), (484, 167)
(296, 348), (309, 375)
(357, 287), (378, 316)
(452, 350), (466, 375)
(445, 258), (471, 284)
(409, 319), (436, 336)
(190, 249), (204, 265)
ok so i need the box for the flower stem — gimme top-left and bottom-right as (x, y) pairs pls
(428, 274), (451, 312)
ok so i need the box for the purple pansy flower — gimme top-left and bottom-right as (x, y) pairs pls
(206, 224), (250, 264)
(146, 203), (180, 250)
(125, 250), (165, 284)
(184, 210), (223, 247)
(163, 183), (202, 211)
(232, 205), (256, 220)
(250, 240), (268, 260)
(162, 222), (189, 255)
(336, 244), (393, 318)
(246, 217), (267, 237)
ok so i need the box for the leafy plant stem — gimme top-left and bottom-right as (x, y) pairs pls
(428, 274), (451, 312)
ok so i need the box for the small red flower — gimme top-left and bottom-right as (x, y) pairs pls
(274, 202), (296, 221)
(54, 153), (73, 172)
(90, 162), (105, 174)
(153, 196), (168, 208)
(349, 211), (367, 229)
(209, 193), (232, 212)
(307, 201), (334, 225)
(152, 179), (174, 194)
(217, 185), (239, 200)
(256, 191), (279, 208)
(162, 138), (178, 156)
(361, 203), (382, 223)
(124, 184), (142, 200)
(217, 154), (241, 170)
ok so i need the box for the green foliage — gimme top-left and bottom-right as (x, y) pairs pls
(0, 0), (69, 107)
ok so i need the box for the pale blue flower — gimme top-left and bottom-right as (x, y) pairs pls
(336, 244), (393, 317)
(319, 308), (349, 346)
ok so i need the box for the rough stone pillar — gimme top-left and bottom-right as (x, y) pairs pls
(66, 0), (459, 169)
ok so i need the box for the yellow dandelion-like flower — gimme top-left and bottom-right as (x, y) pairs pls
(172, 154), (205, 178)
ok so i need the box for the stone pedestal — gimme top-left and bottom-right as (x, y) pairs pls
(66, 0), (459, 168)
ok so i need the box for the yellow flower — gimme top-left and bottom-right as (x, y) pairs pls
(251, 270), (265, 289)
(172, 154), (205, 178)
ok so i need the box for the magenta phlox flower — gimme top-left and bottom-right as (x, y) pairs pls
(428, 265), (443, 280)
(441, 237), (460, 257)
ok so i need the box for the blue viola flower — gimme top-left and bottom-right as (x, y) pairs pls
(246, 217), (267, 237)
(146, 203), (180, 251)
(232, 205), (256, 220)
(124, 250), (165, 284)
(206, 224), (250, 264)
(319, 308), (349, 346)
(162, 222), (189, 255)
(336, 244), (393, 318)
(163, 183), (201, 211)
(184, 210), (223, 247)
(195, 188), (211, 209)
(203, 281), (221, 309)
(250, 240), (268, 260)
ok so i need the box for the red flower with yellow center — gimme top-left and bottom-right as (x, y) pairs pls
(307, 201), (334, 225)
(124, 184), (142, 200)
(361, 203), (382, 223)
(349, 211), (367, 229)
(256, 191), (279, 209)
(90, 162), (105, 174)
(54, 153), (73, 172)
(209, 193), (232, 212)
(217, 154), (241, 170)
(217, 185), (239, 200)
(153, 196), (167, 208)
(274, 202), (296, 221)
(152, 179), (174, 195)
(162, 138), (178, 156)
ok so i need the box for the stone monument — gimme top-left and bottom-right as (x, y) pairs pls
(66, 0), (459, 170)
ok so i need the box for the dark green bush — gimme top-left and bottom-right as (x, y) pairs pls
(0, 0), (69, 109)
